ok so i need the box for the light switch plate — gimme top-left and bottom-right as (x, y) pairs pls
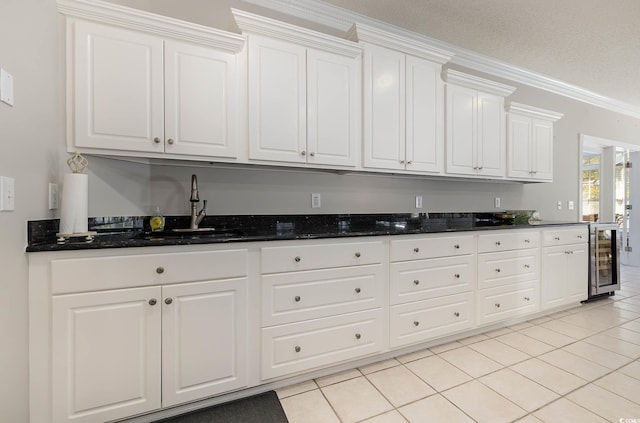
(311, 193), (321, 208)
(0, 176), (15, 211)
(415, 195), (423, 209)
(0, 68), (14, 106)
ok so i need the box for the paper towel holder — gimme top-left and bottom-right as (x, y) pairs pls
(56, 152), (97, 243)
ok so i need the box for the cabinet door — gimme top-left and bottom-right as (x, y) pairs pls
(165, 41), (237, 158)
(72, 20), (164, 153)
(507, 114), (533, 179)
(248, 35), (306, 163)
(405, 56), (443, 173)
(162, 278), (248, 407)
(531, 119), (554, 181)
(52, 286), (162, 423)
(362, 44), (405, 170)
(541, 246), (567, 309)
(477, 92), (505, 177)
(307, 49), (359, 167)
(565, 244), (588, 303)
(445, 84), (477, 175)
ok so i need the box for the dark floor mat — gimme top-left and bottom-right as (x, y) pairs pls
(154, 391), (289, 423)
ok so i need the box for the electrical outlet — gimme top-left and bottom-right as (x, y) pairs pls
(49, 183), (59, 210)
(494, 197), (501, 208)
(557, 201), (562, 210)
(0, 176), (15, 211)
(415, 195), (423, 209)
(311, 193), (321, 209)
(568, 200), (574, 211)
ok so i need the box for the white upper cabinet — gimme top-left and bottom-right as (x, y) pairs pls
(349, 24), (453, 173)
(443, 70), (516, 178)
(60, 0), (244, 159)
(233, 9), (362, 168)
(506, 103), (563, 182)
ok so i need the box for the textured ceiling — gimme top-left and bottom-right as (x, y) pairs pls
(322, 0), (640, 109)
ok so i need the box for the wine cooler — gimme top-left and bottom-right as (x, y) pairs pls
(588, 223), (621, 300)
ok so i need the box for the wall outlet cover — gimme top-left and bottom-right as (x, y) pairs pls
(311, 193), (321, 208)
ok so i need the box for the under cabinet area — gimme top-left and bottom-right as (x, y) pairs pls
(63, 7), (244, 159)
(31, 248), (249, 423)
(260, 240), (386, 379)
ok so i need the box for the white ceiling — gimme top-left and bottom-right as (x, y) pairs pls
(316, 0), (640, 111)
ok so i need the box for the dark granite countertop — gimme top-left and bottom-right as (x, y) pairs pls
(26, 212), (587, 252)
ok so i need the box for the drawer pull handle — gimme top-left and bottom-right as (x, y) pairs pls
(577, 235), (583, 239)
(454, 244), (460, 249)
(524, 296), (531, 301)
(554, 236), (561, 241)
(524, 264), (530, 269)
(156, 266), (165, 274)
(413, 321), (420, 327)
(495, 268), (501, 273)
(165, 298), (173, 305)
(454, 312), (460, 317)
(495, 241), (501, 246)
(355, 288), (361, 294)
(294, 296), (301, 302)
(294, 256), (301, 262)
(149, 298), (157, 306)
(355, 333), (361, 340)
(414, 247), (420, 253)
(413, 279), (420, 285)
(295, 346), (301, 353)
(355, 252), (361, 258)
(495, 303), (501, 308)
(454, 273), (460, 279)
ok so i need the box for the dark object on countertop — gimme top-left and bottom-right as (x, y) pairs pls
(152, 391), (288, 423)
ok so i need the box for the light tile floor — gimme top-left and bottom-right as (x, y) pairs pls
(277, 265), (640, 422)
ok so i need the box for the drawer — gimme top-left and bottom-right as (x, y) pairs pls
(477, 249), (539, 289)
(261, 241), (384, 274)
(477, 282), (539, 325)
(51, 249), (249, 294)
(390, 235), (475, 262)
(543, 227), (588, 246)
(261, 308), (384, 380)
(262, 265), (384, 326)
(478, 230), (539, 253)
(390, 255), (474, 305)
(389, 292), (474, 348)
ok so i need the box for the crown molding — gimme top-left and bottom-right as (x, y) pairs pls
(506, 102), (564, 122)
(443, 69), (516, 97)
(242, 0), (640, 119)
(58, 0), (245, 53)
(231, 8), (361, 58)
(347, 23), (453, 64)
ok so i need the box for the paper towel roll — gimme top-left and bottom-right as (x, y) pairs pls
(59, 173), (88, 234)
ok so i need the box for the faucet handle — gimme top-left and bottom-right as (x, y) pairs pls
(201, 200), (207, 211)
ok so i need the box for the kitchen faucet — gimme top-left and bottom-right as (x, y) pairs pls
(189, 174), (207, 230)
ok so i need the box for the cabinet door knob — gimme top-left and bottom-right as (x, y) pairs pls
(400, 160), (405, 164)
(554, 236), (561, 241)
(454, 312), (460, 317)
(149, 298), (157, 306)
(524, 239), (530, 243)
(454, 273), (460, 279)
(294, 256), (301, 262)
(495, 303), (501, 308)
(355, 288), (361, 294)
(413, 321), (420, 327)
(355, 333), (361, 340)
(524, 264), (530, 269)
(495, 268), (501, 273)
(577, 235), (583, 239)
(454, 244), (460, 249)
(407, 161), (413, 165)
(478, 166), (483, 170)
(156, 266), (165, 274)
(413, 279), (420, 285)
(524, 296), (530, 301)
(301, 150), (306, 156)
(294, 295), (301, 302)
(153, 137), (161, 144)
(355, 252), (361, 258)
(495, 241), (501, 246)
(167, 138), (174, 145)
(309, 152), (315, 157)
(294, 346), (301, 353)
(413, 247), (420, 253)
(165, 298), (173, 305)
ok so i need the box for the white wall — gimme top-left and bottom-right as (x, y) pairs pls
(2, 0), (640, 421)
